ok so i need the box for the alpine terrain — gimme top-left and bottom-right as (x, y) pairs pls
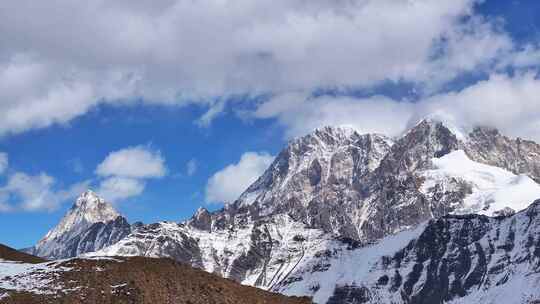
(26, 118), (540, 303)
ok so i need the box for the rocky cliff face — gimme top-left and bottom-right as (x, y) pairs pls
(27, 190), (132, 259)
(464, 126), (540, 183)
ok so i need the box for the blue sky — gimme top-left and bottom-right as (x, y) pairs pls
(2, 0), (540, 249)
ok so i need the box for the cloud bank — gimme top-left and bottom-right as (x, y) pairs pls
(254, 73), (540, 141)
(0, 0), (528, 135)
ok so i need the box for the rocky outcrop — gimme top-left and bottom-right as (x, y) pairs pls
(465, 126), (540, 183)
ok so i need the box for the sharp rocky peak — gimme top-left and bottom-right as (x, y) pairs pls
(43, 190), (119, 240)
(26, 190), (131, 260)
(70, 190), (120, 223)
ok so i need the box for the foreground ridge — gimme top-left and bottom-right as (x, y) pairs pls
(0, 245), (311, 304)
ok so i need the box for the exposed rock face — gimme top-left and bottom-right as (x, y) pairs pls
(27, 190), (132, 259)
(464, 126), (540, 183)
(234, 126), (394, 240)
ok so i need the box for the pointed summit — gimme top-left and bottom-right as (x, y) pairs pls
(29, 190), (130, 259)
(70, 189), (119, 223)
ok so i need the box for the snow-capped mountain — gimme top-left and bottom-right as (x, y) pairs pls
(187, 119), (540, 242)
(29, 118), (540, 303)
(84, 120), (540, 298)
(27, 190), (133, 259)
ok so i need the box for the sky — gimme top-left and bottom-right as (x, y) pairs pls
(1, 0), (540, 248)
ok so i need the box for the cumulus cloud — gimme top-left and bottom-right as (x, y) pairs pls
(0, 151), (88, 212)
(96, 146), (166, 178)
(95, 146), (167, 202)
(0, 172), (89, 212)
(205, 152), (274, 204)
(254, 73), (540, 141)
(254, 92), (416, 138)
(0, 0), (527, 134)
(96, 176), (145, 202)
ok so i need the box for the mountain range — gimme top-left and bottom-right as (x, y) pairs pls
(13, 118), (540, 303)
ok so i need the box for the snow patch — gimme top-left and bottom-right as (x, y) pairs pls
(0, 260), (71, 295)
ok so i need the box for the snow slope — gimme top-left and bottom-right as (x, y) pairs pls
(0, 260), (71, 297)
(422, 150), (540, 215)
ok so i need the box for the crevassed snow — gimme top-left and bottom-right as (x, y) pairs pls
(422, 150), (540, 215)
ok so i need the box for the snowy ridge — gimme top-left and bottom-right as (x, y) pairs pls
(275, 200), (540, 304)
(91, 214), (339, 286)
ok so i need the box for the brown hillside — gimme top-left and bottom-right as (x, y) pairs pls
(0, 256), (312, 304)
(0, 243), (46, 264)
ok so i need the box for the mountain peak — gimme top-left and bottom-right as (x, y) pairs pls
(410, 114), (472, 141)
(72, 190), (119, 221)
(40, 190), (120, 243)
(29, 190), (129, 259)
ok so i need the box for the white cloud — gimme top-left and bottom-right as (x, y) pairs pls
(0, 152), (87, 212)
(417, 73), (540, 141)
(0, 152), (8, 175)
(205, 152), (274, 204)
(96, 146), (166, 178)
(253, 73), (540, 142)
(254, 92), (416, 138)
(95, 145), (167, 202)
(186, 159), (198, 177)
(96, 176), (145, 202)
(0, 0), (527, 133)
(0, 172), (89, 212)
